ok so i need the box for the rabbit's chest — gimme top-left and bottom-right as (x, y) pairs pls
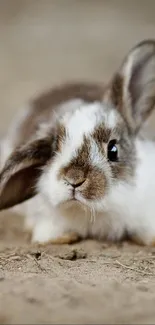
(63, 206), (127, 241)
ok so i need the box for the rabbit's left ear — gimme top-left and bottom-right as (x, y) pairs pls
(0, 137), (55, 210)
(105, 40), (155, 133)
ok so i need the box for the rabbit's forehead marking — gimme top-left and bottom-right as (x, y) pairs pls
(57, 102), (119, 171)
(62, 101), (118, 136)
(61, 101), (118, 147)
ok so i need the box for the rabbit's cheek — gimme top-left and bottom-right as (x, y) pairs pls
(79, 171), (106, 200)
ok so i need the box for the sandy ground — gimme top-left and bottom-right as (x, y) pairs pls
(1, 1), (155, 323)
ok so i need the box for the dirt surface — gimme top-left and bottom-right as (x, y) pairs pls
(1, 1), (155, 324)
(1, 213), (155, 324)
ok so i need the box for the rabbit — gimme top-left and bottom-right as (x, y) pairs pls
(0, 39), (155, 246)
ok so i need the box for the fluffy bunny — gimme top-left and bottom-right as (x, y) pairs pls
(0, 40), (155, 245)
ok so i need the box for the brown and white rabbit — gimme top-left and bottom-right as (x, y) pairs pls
(0, 39), (155, 245)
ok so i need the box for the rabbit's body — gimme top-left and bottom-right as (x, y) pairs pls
(1, 40), (155, 246)
(22, 138), (155, 246)
(1, 98), (155, 246)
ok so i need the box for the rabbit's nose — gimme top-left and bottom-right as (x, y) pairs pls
(70, 179), (86, 188)
(63, 168), (86, 188)
(65, 178), (86, 188)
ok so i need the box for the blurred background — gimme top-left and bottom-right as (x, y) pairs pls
(0, 0), (155, 136)
(1, 2), (155, 323)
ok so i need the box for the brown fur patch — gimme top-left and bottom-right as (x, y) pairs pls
(92, 124), (111, 145)
(33, 82), (104, 110)
(55, 123), (66, 152)
(15, 82), (105, 148)
(81, 170), (106, 200)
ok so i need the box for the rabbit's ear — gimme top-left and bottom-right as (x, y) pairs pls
(0, 137), (55, 210)
(106, 40), (155, 133)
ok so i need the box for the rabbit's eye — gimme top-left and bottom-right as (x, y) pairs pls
(107, 140), (118, 162)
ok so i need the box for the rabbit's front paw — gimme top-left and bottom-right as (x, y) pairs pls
(43, 232), (80, 245)
(31, 218), (80, 245)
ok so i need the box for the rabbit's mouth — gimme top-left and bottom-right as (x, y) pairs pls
(59, 198), (85, 212)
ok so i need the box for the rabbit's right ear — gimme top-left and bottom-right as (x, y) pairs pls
(105, 40), (155, 133)
(0, 136), (56, 210)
